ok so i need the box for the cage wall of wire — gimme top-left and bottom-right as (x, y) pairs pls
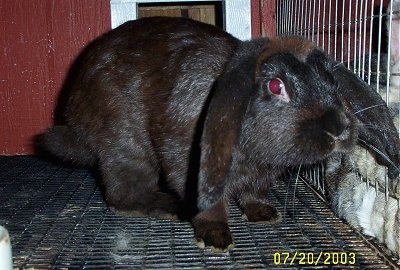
(276, 0), (399, 104)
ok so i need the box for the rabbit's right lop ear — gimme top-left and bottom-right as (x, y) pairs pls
(305, 49), (400, 179)
(332, 64), (400, 179)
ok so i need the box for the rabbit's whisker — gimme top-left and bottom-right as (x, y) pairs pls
(292, 165), (302, 215)
(283, 165), (302, 223)
(354, 103), (387, 115)
(357, 123), (394, 132)
(358, 138), (400, 172)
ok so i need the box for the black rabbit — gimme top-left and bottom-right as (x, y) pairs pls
(41, 17), (400, 251)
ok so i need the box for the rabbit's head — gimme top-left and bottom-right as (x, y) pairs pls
(243, 38), (359, 166)
(200, 37), (399, 190)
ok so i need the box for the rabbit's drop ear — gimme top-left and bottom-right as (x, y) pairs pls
(332, 64), (400, 179)
(196, 41), (264, 210)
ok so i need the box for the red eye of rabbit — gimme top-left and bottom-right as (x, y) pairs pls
(267, 78), (290, 102)
(268, 78), (284, 95)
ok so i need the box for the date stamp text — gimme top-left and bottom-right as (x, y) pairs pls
(273, 251), (356, 266)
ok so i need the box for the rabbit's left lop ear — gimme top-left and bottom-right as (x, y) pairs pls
(197, 40), (267, 211)
(191, 39), (268, 251)
(332, 62), (400, 179)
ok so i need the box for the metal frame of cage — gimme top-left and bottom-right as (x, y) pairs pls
(276, 0), (400, 201)
(278, 0), (398, 88)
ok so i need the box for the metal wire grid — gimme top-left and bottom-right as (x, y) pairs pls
(1, 156), (399, 269)
(276, 0), (399, 103)
(276, 0), (400, 210)
(277, 0), (371, 61)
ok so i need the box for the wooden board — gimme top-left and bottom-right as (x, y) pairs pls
(139, 4), (217, 26)
(0, 0), (111, 155)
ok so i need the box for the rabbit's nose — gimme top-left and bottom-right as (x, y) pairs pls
(321, 108), (351, 139)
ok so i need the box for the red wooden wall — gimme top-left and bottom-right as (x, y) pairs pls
(0, 0), (111, 155)
(251, 0), (276, 38)
(0, 0), (273, 155)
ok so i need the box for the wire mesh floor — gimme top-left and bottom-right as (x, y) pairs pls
(1, 156), (399, 269)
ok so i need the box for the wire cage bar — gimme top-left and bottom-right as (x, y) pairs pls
(276, 0), (399, 97)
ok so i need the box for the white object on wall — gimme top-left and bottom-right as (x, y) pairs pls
(110, 0), (252, 40)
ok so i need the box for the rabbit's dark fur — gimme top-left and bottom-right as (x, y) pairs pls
(41, 17), (400, 251)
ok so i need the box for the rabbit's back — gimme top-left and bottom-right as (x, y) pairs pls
(61, 17), (235, 169)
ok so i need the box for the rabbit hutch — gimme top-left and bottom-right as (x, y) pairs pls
(1, 0), (400, 269)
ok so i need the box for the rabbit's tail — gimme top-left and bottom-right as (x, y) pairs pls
(40, 125), (96, 166)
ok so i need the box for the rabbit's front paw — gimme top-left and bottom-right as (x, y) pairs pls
(241, 201), (282, 223)
(193, 219), (234, 252)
